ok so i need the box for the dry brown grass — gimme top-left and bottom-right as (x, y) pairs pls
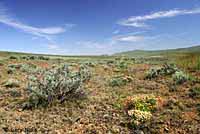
(176, 53), (200, 71)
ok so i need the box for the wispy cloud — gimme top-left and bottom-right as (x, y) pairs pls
(118, 8), (200, 28)
(114, 35), (144, 42)
(0, 3), (75, 41)
(47, 44), (60, 50)
(113, 30), (120, 34)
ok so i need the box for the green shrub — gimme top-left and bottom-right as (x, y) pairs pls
(145, 63), (178, 80)
(124, 95), (157, 112)
(29, 56), (36, 60)
(4, 79), (20, 88)
(20, 56), (29, 60)
(109, 75), (133, 87)
(124, 95), (157, 127)
(172, 71), (188, 84)
(7, 67), (16, 74)
(7, 64), (18, 74)
(83, 62), (96, 67)
(106, 60), (115, 65)
(79, 64), (91, 82)
(189, 87), (200, 98)
(9, 56), (18, 60)
(145, 68), (160, 80)
(7, 89), (21, 97)
(38, 56), (50, 60)
(8, 64), (22, 69)
(20, 64), (38, 73)
(24, 64), (91, 109)
(116, 61), (128, 70)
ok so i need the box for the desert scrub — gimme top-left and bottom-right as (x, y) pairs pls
(123, 95), (157, 128)
(7, 64), (22, 74)
(24, 64), (91, 109)
(172, 71), (189, 84)
(109, 75), (133, 87)
(83, 61), (96, 67)
(189, 87), (200, 98)
(9, 55), (18, 60)
(7, 67), (16, 74)
(79, 64), (91, 82)
(20, 64), (38, 73)
(115, 60), (128, 71)
(8, 64), (22, 69)
(145, 63), (178, 79)
(4, 79), (20, 88)
(145, 68), (160, 80)
(38, 56), (50, 60)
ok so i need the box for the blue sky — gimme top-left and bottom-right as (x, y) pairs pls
(0, 0), (200, 55)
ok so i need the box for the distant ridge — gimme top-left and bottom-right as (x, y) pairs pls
(114, 45), (200, 57)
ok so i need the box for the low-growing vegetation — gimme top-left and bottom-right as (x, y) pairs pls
(0, 52), (199, 133)
(189, 87), (200, 98)
(123, 95), (157, 128)
(109, 75), (133, 87)
(4, 79), (20, 88)
(24, 64), (91, 109)
(176, 53), (200, 70)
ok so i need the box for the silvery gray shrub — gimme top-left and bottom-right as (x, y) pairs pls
(145, 63), (179, 80)
(25, 64), (91, 108)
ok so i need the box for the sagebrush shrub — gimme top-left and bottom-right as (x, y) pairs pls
(24, 64), (91, 108)
(20, 64), (38, 73)
(145, 63), (178, 80)
(172, 71), (188, 84)
(9, 56), (18, 60)
(109, 75), (133, 87)
(4, 79), (20, 88)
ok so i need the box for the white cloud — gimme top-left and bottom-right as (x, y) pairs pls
(47, 44), (60, 50)
(0, 3), (74, 40)
(114, 35), (144, 42)
(76, 41), (107, 49)
(118, 8), (200, 28)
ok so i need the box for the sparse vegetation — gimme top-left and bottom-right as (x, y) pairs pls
(145, 63), (178, 79)
(9, 55), (18, 60)
(0, 51), (199, 133)
(24, 64), (90, 109)
(176, 53), (200, 70)
(4, 79), (20, 88)
(109, 75), (133, 87)
(123, 95), (157, 128)
(172, 71), (189, 84)
(189, 87), (200, 98)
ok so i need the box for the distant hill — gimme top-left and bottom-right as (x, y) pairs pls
(114, 45), (200, 57)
